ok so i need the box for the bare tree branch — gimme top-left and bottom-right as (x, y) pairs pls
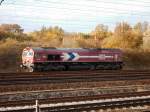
(0, 0), (4, 5)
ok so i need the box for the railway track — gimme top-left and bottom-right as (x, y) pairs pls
(0, 70), (150, 111)
(0, 91), (150, 112)
(1, 85), (149, 102)
(0, 70), (150, 85)
(1, 70), (150, 76)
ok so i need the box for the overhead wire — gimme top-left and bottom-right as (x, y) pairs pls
(0, 14), (116, 25)
(6, 1), (150, 16)
(0, 2), (131, 25)
(1, 0), (149, 27)
(0, 14), (117, 23)
(41, 0), (150, 8)
(2, 0), (149, 23)
(84, 0), (150, 6)
(0, 0), (149, 32)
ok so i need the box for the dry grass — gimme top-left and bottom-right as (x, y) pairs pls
(123, 50), (150, 70)
(0, 39), (150, 72)
(0, 39), (30, 72)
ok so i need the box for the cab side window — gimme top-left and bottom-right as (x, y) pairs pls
(48, 55), (60, 61)
(29, 52), (33, 56)
(23, 51), (33, 57)
(22, 51), (27, 57)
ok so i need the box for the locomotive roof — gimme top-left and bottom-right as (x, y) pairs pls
(31, 47), (121, 52)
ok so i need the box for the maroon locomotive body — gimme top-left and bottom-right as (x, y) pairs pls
(21, 47), (123, 72)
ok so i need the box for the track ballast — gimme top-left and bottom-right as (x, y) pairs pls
(0, 70), (150, 85)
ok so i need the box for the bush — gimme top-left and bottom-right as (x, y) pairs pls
(123, 50), (150, 70)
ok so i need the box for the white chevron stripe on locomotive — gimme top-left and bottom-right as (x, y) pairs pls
(61, 52), (114, 61)
(61, 53), (70, 61)
(61, 52), (79, 61)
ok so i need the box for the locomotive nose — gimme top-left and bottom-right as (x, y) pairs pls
(21, 47), (34, 72)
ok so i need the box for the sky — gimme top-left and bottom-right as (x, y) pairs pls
(0, 0), (150, 32)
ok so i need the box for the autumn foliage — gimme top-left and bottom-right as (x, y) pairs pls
(0, 22), (150, 72)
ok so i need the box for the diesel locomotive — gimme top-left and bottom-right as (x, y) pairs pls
(21, 47), (123, 72)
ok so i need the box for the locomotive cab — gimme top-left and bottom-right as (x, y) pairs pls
(21, 47), (34, 72)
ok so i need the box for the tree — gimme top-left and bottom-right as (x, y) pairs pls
(29, 26), (65, 47)
(0, 24), (32, 41)
(0, 24), (23, 34)
(134, 22), (149, 33)
(78, 33), (91, 39)
(102, 22), (143, 49)
(133, 22), (143, 47)
(91, 24), (108, 40)
(143, 25), (150, 51)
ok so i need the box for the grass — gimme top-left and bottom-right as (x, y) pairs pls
(123, 50), (150, 70)
(0, 39), (150, 72)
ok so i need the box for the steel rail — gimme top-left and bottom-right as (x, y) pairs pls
(0, 75), (150, 85)
(0, 70), (150, 77)
(0, 72), (150, 78)
(0, 91), (150, 111)
(0, 70), (150, 85)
